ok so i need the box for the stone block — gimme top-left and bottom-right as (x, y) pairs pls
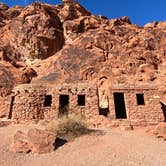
(11, 128), (57, 154)
(11, 131), (30, 153)
(27, 128), (57, 154)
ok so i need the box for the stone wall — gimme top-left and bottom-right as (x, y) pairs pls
(8, 83), (165, 126)
(11, 83), (99, 123)
(108, 85), (165, 126)
(11, 85), (47, 123)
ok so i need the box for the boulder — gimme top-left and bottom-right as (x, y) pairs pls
(11, 128), (57, 154)
(27, 128), (57, 154)
(11, 131), (30, 153)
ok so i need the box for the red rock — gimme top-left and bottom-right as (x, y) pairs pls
(0, 3), (9, 11)
(11, 131), (30, 153)
(5, 5), (23, 19)
(58, 0), (91, 21)
(0, 0), (165, 120)
(11, 128), (57, 154)
(27, 128), (56, 154)
(1, 2), (64, 60)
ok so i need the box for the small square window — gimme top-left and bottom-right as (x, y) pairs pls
(44, 95), (52, 107)
(99, 108), (109, 117)
(136, 94), (145, 105)
(78, 95), (85, 106)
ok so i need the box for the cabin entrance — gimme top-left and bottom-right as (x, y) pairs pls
(59, 95), (69, 117)
(113, 92), (127, 119)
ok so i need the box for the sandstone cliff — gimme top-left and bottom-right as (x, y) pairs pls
(0, 0), (165, 97)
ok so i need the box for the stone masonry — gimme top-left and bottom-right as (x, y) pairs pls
(7, 83), (166, 126)
(108, 84), (165, 126)
(10, 83), (98, 123)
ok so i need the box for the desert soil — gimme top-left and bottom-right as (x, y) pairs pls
(0, 125), (166, 166)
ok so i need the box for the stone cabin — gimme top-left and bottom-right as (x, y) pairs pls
(9, 83), (98, 123)
(108, 84), (165, 126)
(8, 83), (166, 126)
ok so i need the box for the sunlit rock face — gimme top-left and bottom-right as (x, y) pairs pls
(1, 2), (64, 61)
(0, 0), (165, 98)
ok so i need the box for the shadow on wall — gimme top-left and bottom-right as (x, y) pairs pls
(160, 102), (166, 122)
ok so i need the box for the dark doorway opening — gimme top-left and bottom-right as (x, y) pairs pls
(44, 95), (52, 107)
(59, 95), (69, 116)
(8, 96), (15, 119)
(113, 92), (127, 119)
(160, 102), (166, 122)
(78, 95), (85, 106)
(99, 108), (109, 117)
(136, 94), (145, 105)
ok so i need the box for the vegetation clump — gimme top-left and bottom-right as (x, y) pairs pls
(47, 114), (92, 141)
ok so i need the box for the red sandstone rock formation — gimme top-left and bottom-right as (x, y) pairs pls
(34, 20), (166, 88)
(1, 2), (64, 60)
(11, 128), (57, 153)
(11, 130), (30, 153)
(0, 0), (165, 100)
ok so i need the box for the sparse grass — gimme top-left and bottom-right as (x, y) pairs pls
(47, 114), (94, 141)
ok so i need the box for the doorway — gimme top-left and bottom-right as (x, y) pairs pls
(113, 92), (127, 119)
(8, 96), (15, 119)
(59, 95), (69, 117)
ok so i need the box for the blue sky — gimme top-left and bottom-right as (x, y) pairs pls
(1, 0), (166, 25)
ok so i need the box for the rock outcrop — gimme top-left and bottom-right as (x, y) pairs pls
(11, 130), (30, 153)
(58, 0), (91, 21)
(0, 0), (165, 116)
(1, 2), (64, 61)
(34, 21), (166, 89)
(11, 128), (57, 153)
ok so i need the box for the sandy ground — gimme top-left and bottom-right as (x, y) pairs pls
(0, 125), (166, 166)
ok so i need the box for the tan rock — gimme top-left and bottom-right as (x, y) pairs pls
(0, 1), (166, 122)
(11, 130), (30, 153)
(11, 128), (57, 154)
(0, 3), (9, 11)
(27, 128), (57, 154)
(1, 2), (64, 60)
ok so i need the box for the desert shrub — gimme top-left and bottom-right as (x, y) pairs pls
(47, 114), (92, 141)
(59, 105), (69, 117)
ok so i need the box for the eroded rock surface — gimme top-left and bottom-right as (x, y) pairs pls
(11, 130), (30, 153)
(11, 128), (57, 153)
(1, 2), (64, 61)
(0, 0), (165, 112)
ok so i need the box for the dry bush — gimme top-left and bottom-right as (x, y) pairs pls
(47, 114), (93, 141)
